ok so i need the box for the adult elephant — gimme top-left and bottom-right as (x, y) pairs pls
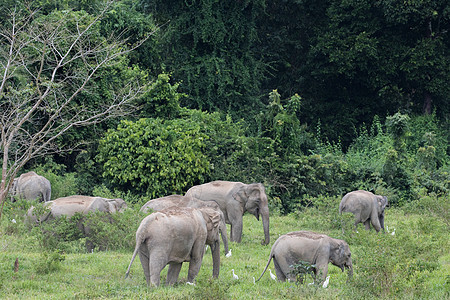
(257, 231), (353, 283)
(339, 190), (388, 233)
(140, 194), (229, 255)
(125, 206), (221, 286)
(27, 195), (127, 251)
(185, 181), (270, 245)
(11, 171), (51, 202)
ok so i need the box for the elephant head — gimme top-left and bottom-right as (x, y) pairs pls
(200, 208), (221, 278)
(105, 198), (127, 213)
(330, 239), (353, 280)
(239, 183), (270, 245)
(377, 196), (388, 215)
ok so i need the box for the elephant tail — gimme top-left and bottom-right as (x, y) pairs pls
(256, 253), (274, 282)
(125, 246), (139, 279)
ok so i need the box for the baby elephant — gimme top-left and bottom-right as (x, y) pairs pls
(257, 231), (352, 283)
(339, 190), (388, 233)
(125, 206), (221, 286)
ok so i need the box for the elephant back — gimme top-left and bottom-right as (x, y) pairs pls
(15, 171), (51, 202)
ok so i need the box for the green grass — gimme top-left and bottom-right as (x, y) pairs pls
(0, 197), (449, 299)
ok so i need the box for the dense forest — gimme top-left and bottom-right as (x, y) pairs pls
(1, 0), (448, 213)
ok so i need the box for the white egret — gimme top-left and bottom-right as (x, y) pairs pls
(232, 269), (239, 280)
(269, 269), (276, 281)
(322, 276), (330, 288)
(226, 249), (232, 258)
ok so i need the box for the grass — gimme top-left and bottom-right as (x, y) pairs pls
(0, 196), (449, 299)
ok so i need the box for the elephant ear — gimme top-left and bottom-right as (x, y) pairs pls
(377, 196), (388, 212)
(232, 187), (247, 206)
(201, 208), (220, 237)
(244, 184), (262, 217)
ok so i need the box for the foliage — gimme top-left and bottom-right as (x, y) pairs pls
(34, 250), (66, 275)
(289, 260), (317, 285)
(97, 117), (210, 197)
(1, 205), (448, 299)
(138, 0), (268, 117)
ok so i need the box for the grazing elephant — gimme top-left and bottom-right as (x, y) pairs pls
(257, 231), (353, 283)
(185, 181), (270, 245)
(125, 207), (221, 286)
(11, 171), (51, 202)
(27, 195), (127, 251)
(339, 190), (388, 233)
(140, 194), (229, 255)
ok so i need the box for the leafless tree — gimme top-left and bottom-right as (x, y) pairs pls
(0, 1), (155, 218)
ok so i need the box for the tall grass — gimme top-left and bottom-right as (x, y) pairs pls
(1, 195), (448, 299)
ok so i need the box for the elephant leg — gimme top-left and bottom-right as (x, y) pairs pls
(273, 257), (287, 282)
(364, 220), (371, 230)
(370, 211), (382, 232)
(229, 213), (243, 243)
(353, 213), (361, 231)
(186, 242), (204, 283)
(315, 262), (329, 282)
(138, 244), (150, 285)
(166, 263), (183, 285)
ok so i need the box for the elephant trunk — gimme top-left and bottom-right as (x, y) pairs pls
(211, 240), (220, 278)
(346, 261), (353, 282)
(261, 205), (270, 245)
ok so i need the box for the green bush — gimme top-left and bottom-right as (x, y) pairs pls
(34, 250), (65, 275)
(97, 117), (210, 198)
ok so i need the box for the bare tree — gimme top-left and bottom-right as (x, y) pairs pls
(0, 1), (154, 218)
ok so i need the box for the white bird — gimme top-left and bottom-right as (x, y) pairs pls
(232, 269), (239, 280)
(205, 245), (209, 252)
(226, 249), (232, 258)
(11, 219), (16, 224)
(386, 225), (390, 233)
(322, 276), (330, 288)
(253, 277), (256, 284)
(391, 228), (396, 236)
(186, 281), (195, 286)
(269, 269), (276, 281)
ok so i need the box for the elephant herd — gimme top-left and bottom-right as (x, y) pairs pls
(12, 171), (389, 287)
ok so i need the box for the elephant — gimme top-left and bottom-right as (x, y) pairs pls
(185, 181), (270, 245)
(125, 206), (221, 286)
(10, 171), (51, 202)
(27, 195), (127, 251)
(140, 194), (229, 255)
(257, 231), (353, 283)
(339, 190), (388, 233)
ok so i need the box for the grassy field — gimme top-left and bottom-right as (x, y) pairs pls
(0, 197), (449, 299)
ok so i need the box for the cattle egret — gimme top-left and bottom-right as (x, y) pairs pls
(232, 269), (239, 280)
(205, 245), (209, 252)
(186, 282), (195, 286)
(253, 277), (256, 284)
(391, 228), (396, 236)
(322, 276), (330, 288)
(226, 249), (232, 258)
(269, 269), (276, 280)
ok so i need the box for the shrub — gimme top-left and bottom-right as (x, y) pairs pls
(34, 250), (65, 275)
(97, 117), (210, 198)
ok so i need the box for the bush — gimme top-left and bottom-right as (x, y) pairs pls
(97, 117), (210, 198)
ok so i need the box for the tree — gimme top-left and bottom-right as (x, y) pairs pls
(0, 1), (155, 218)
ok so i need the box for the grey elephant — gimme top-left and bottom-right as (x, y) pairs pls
(125, 206), (221, 286)
(257, 231), (353, 283)
(27, 195), (127, 222)
(11, 171), (51, 202)
(27, 195), (127, 251)
(339, 190), (388, 233)
(185, 181), (270, 245)
(140, 194), (229, 255)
